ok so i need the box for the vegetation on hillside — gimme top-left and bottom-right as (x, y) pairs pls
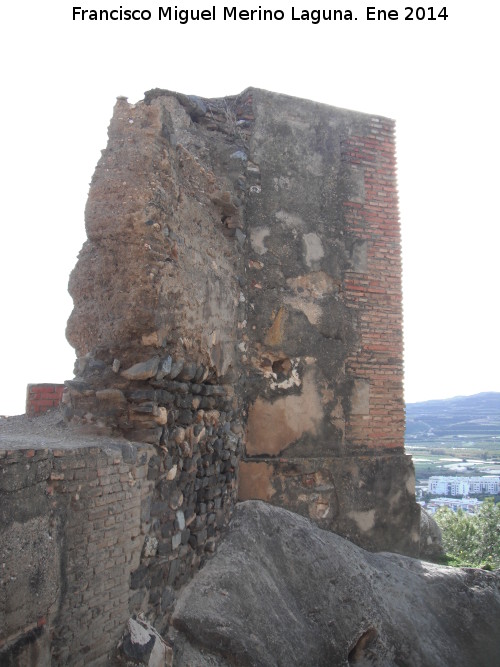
(434, 498), (500, 569)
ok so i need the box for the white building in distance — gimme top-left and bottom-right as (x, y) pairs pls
(427, 476), (499, 496)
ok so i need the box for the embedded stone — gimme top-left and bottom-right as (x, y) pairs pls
(169, 360), (184, 380)
(172, 532), (182, 550)
(179, 441), (193, 458)
(204, 410), (220, 426)
(230, 150), (247, 161)
(169, 490), (184, 510)
(230, 421), (243, 435)
(127, 389), (158, 402)
(176, 510), (186, 531)
(178, 410), (193, 425)
(165, 381), (189, 394)
(156, 390), (175, 404)
(142, 535), (158, 558)
(194, 365), (206, 383)
(130, 402), (156, 414)
(154, 407), (168, 425)
(177, 362), (197, 382)
(156, 355), (173, 380)
(122, 356), (161, 381)
(166, 464), (178, 481)
(95, 388), (127, 404)
(118, 617), (173, 667)
(172, 427), (186, 444)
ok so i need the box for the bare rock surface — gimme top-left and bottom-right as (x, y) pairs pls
(419, 508), (444, 560)
(171, 500), (500, 667)
(116, 617), (173, 666)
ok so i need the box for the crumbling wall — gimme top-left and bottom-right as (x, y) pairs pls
(63, 88), (418, 570)
(60, 91), (253, 660)
(66, 93), (246, 376)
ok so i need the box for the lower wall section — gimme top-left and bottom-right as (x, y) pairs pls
(239, 454), (420, 556)
(0, 424), (239, 664)
(0, 444), (151, 665)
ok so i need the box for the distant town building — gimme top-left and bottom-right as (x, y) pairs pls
(423, 497), (483, 515)
(427, 476), (499, 496)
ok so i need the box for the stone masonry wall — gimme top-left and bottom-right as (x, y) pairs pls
(50, 90), (250, 661)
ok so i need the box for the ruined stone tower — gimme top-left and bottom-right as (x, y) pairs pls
(65, 87), (419, 563)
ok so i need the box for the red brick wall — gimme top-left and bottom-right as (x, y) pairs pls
(26, 383), (65, 417)
(342, 117), (405, 450)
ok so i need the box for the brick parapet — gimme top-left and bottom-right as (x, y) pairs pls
(26, 383), (64, 417)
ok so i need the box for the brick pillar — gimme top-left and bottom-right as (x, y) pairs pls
(26, 383), (65, 417)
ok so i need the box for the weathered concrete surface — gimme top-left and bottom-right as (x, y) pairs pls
(233, 89), (415, 553)
(241, 89), (404, 455)
(171, 501), (500, 667)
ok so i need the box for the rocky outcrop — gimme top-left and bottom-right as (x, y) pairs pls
(420, 508), (444, 560)
(171, 501), (500, 667)
(115, 618), (173, 667)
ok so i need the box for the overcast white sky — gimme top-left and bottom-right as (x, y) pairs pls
(1, 0), (499, 415)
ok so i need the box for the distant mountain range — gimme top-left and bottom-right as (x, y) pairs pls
(405, 392), (500, 443)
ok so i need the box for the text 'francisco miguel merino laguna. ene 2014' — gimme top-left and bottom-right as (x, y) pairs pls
(72, 5), (362, 23)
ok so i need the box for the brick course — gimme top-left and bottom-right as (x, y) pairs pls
(342, 119), (405, 450)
